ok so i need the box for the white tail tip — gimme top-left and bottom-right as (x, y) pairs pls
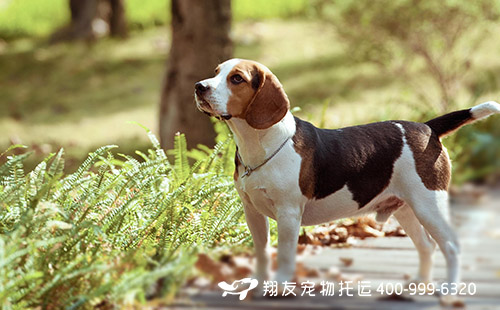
(470, 101), (500, 120)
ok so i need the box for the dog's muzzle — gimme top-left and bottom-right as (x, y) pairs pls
(194, 92), (232, 121)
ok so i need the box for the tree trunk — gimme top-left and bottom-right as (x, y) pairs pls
(109, 0), (128, 38)
(50, 0), (127, 43)
(50, 0), (98, 42)
(159, 0), (232, 150)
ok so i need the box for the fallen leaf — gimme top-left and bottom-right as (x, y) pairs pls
(234, 265), (253, 279)
(195, 253), (232, 283)
(295, 262), (309, 278)
(306, 267), (320, 278)
(339, 257), (353, 267)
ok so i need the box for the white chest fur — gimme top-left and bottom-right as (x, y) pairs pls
(235, 143), (305, 220)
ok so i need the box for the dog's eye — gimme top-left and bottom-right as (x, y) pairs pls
(230, 74), (244, 84)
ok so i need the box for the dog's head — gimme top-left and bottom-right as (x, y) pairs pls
(194, 58), (290, 129)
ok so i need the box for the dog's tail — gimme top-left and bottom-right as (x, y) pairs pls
(425, 101), (500, 138)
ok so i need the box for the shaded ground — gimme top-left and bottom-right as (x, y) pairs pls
(167, 187), (500, 309)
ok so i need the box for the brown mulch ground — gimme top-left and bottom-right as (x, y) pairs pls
(190, 217), (407, 289)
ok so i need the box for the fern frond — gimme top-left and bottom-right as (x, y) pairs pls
(53, 145), (117, 201)
(173, 133), (189, 182)
(47, 148), (65, 178)
(0, 152), (31, 178)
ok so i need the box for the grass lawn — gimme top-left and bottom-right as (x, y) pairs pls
(0, 0), (309, 39)
(1, 19), (499, 179)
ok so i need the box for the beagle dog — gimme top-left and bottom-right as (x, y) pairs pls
(194, 58), (500, 304)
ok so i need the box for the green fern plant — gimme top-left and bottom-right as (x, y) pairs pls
(0, 130), (247, 309)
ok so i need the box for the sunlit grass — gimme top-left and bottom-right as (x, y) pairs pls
(0, 0), (68, 39)
(0, 0), (309, 40)
(233, 0), (309, 20)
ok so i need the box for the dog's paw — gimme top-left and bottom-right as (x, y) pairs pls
(439, 294), (465, 308)
(436, 283), (466, 308)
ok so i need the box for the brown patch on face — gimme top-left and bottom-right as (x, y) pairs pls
(401, 122), (451, 191)
(293, 118), (404, 208)
(226, 60), (290, 129)
(225, 61), (261, 118)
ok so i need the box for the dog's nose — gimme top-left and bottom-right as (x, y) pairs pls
(195, 82), (209, 94)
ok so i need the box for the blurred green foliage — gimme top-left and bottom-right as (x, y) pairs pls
(232, 0), (308, 20)
(313, 0), (500, 112)
(0, 0), (309, 40)
(446, 117), (500, 185)
(0, 130), (248, 309)
(0, 0), (68, 39)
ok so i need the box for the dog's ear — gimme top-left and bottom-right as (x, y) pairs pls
(245, 67), (290, 130)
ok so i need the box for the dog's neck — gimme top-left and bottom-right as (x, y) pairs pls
(225, 111), (296, 168)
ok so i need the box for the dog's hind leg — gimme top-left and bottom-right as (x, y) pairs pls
(394, 204), (436, 284)
(405, 190), (462, 305)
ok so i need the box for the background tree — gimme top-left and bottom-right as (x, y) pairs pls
(159, 0), (232, 150)
(315, 0), (500, 113)
(50, 0), (128, 42)
(108, 0), (128, 38)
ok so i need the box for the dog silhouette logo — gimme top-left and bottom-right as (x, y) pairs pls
(218, 278), (259, 300)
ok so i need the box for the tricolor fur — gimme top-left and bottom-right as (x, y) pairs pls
(194, 58), (500, 304)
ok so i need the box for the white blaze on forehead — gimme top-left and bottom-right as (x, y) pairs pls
(199, 58), (241, 114)
(220, 58), (273, 76)
(219, 58), (243, 74)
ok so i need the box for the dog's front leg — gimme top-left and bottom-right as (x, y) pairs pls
(243, 204), (270, 284)
(275, 207), (302, 284)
